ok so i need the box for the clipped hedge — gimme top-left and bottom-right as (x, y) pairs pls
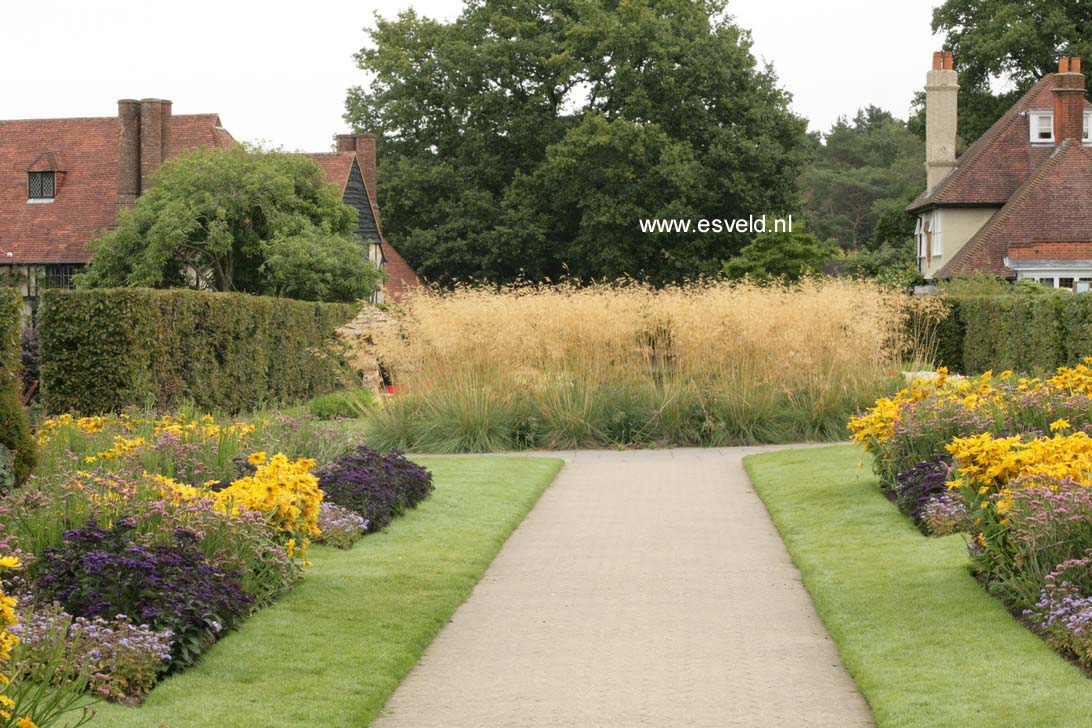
(40, 289), (359, 414)
(0, 287), (37, 485)
(932, 294), (1092, 374)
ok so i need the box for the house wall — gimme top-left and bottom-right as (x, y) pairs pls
(918, 207), (998, 279)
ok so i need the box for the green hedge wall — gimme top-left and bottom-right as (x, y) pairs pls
(932, 294), (1092, 375)
(0, 287), (37, 484)
(40, 289), (359, 414)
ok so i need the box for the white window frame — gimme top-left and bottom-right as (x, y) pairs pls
(915, 216), (924, 258)
(1030, 111), (1054, 143)
(930, 210), (943, 257)
(1084, 110), (1091, 144)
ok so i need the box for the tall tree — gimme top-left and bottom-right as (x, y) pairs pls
(80, 146), (383, 303)
(929, 0), (1092, 141)
(345, 0), (808, 285)
(800, 107), (924, 249)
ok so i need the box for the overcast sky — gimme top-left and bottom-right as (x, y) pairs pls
(1, 0), (948, 151)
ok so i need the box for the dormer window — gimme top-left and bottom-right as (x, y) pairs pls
(28, 171), (56, 201)
(1030, 111), (1054, 143)
(1085, 111), (1092, 144)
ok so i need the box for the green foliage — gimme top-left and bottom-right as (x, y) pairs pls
(346, 0), (808, 284)
(723, 228), (837, 282)
(39, 289), (359, 414)
(0, 287), (37, 486)
(800, 107), (924, 249)
(841, 239), (922, 288)
(932, 291), (1092, 374)
(305, 388), (378, 420)
(929, 0), (1092, 142)
(80, 146), (382, 302)
(938, 272), (1012, 297)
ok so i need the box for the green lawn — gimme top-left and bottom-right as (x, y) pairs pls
(94, 455), (562, 728)
(745, 444), (1092, 728)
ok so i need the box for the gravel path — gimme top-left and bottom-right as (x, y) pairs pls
(371, 447), (874, 727)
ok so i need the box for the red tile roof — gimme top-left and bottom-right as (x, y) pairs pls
(306, 150), (422, 302)
(0, 114), (232, 264)
(937, 142), (1092, 276)
(908, 74), (1092, 211)
(305, 152), (355, 190)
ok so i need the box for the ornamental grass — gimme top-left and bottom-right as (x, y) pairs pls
(366, 278), (923, 450)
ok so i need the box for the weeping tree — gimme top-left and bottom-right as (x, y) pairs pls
(81, 146), (384, 303)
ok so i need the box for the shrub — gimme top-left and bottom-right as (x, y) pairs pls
(314, 503), (369, 550)
(20, 324), (38, 402)
(306, 388), (377, 420)
(315, 448), (433, 530)
(33, 519), (253, 669)
(933, 293), (1092, 375)
(39, 288), (358, 414)
(0, 287), (36, 487)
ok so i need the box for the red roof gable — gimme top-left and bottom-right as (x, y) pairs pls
(909, 74), (1092, 211)
(937, 142), (1092, 277)
(305, 150), (422, 302)
(0, 114), (232, 264)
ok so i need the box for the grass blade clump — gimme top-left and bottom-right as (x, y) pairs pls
(367, 278), (914, 451)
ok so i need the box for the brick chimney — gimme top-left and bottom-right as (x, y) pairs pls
(1053, 57), (1086, 143)
(116, 98), (174, 210)
(117, 99), (141, 209)
(337, 133), (380, 227)
(925, 51), (959, 192)
(139, 99), (172, 191)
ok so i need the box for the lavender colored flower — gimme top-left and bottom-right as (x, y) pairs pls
(314, 503), (369, 550)
(12, 604), (173, 702)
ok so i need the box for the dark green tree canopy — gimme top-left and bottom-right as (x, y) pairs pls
(800, 106), (923, 250)
(928, 0), (1092, 141)
(345, 0), (808, 285)
(722, 227), (837, 282)
(80, 146), (383, 303)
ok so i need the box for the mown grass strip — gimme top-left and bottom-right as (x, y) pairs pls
(95, 456), (562, 728)
(744, 444), (1092, 728)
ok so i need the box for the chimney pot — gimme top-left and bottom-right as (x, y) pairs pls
(932, 51), (943, 71)
(943, 51), (954, 70)
(1073, 57), (1082, 73)
(1061, 57), (1071, 73)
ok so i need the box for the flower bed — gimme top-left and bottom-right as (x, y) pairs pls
(850, 359), (1092, 669)
(0, 410), (433, 724)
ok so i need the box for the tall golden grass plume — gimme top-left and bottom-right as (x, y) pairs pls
(367, 278), (927, 450)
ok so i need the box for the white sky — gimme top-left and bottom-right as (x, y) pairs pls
(1, 0), (949, 151)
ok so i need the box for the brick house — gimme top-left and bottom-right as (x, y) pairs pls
(0, 98), (419, 312)
(305, 135), (420, 302)
(910, 54), (1092, 288)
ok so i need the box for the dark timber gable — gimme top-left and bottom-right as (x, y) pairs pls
(344, 158), (381, 245)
